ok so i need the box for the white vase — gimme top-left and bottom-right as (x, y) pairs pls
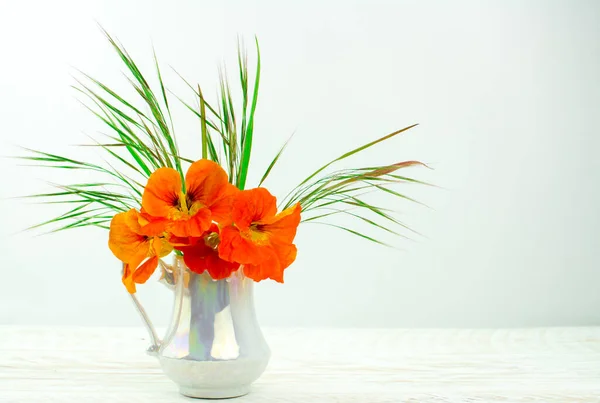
(130, 256), (270, 399)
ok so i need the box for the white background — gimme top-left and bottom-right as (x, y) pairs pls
(0, 0), (598, 328)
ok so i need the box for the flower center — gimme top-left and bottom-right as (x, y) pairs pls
(204, 232), (220, 250)
(246, 223), (270, 244)
(177, 192), (189, 214)
(171, 191), (205, 219)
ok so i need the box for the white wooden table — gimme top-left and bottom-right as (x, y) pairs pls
(1, 326), (599, 402)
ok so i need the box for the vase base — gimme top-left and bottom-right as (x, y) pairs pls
(179, 385), (250, 399)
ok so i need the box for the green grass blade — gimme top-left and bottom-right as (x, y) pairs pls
(237, 38), (260, 190)
(258, 134), (292, 187)
(76, 71), (147, 118)
(153, 48), (170, 116)
(297, 124), (418, 189)
(172, 93), (225, 137)
(306, 222), (391, 247)
(198, 85), (208, 159)
(171, 67), (225, 124)
(237, 40), (249, 148)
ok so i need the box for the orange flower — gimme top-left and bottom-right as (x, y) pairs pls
(176, 224), (240, 280)
(141, 159), (237, 237)
(218, 188), (301, 282)
(108, 209), (173, 293)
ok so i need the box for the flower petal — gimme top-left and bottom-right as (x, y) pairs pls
(218, 225), (272, 265)
(169, 235), (194, 247)
(151, 237), (174, 258)
(108, 210), (149, 264)
(272, 241), (298, 273)
(204, 254), (240, 280)
(181, 240), (239, 280)
(137, 211), (169, 236)
(132, 256), (159, 284)
(243, 240), (296, 283)
(208, 183), (239, 224)
(243, 247), (282, 282)
(180, 241), (211, 275)
(122, 263), (137, 293)
(259, 202), (301, 243)
(168, 208), (211, 237)
(231, 188), (277, 230)
(142, 167), (182, 218)
(186, 159), (229, 207)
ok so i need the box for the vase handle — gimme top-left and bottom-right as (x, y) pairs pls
(129, 290), (162, 356)
(126, 258), (185, 357)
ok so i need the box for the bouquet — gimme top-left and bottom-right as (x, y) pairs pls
(21, 31), (425, 290)
(17, 30), (427, 398)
